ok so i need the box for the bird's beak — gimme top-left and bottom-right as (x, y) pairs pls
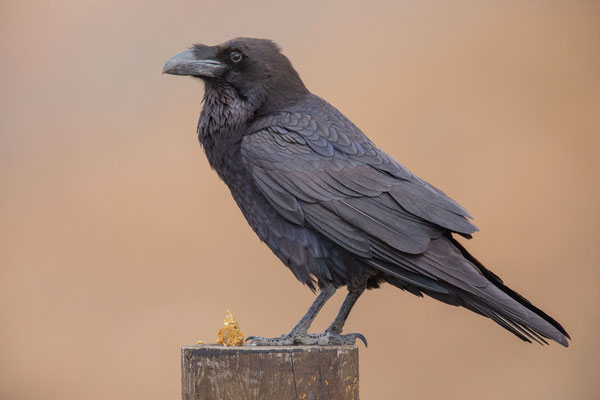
(162, 48), (225, 77)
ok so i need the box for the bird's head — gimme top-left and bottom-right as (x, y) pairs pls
(163, 38), (308, 114)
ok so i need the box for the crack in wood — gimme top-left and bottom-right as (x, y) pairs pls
(290, 351), (299, 400)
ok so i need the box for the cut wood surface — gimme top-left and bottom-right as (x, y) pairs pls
(182, 344), (359, 400)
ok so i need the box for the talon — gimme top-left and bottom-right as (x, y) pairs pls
(245, 336), (255, 342)
(347, 333), (368, 347)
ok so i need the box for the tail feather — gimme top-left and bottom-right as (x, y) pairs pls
(448, 235), (570, 346)
(462, 292), (551, 345)
(467, 299), (531, 342)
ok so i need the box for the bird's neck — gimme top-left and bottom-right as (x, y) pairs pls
(197, 82), (253, 173)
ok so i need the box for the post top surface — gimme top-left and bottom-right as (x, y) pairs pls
(182, 344), (358, 354)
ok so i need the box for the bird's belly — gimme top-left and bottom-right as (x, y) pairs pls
(222, 165), (368, 289)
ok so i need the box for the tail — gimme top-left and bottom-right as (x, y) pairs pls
(449, 236), (571, 347)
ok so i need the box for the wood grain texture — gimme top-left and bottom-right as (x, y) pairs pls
(182, 344), (359, 400)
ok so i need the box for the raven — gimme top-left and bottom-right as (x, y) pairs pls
(163, 38), (569, 347)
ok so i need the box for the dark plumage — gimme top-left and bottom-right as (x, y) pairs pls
(163, 38), (570, 347)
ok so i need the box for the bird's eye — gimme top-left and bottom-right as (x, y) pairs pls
(230, 51), (243, 63)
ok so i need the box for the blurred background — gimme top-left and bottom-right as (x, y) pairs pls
(1, 0), (599, 399)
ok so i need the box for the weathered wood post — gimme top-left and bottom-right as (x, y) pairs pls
(182, 344), (359, 399)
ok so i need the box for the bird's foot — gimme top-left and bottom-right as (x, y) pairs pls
(245, 333), (296, 346)
(304, 331), (367, 346)
(246, 331), (367, 347)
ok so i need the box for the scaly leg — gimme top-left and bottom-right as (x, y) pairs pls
(327, 286), (365, 333)
(247, 286), (367, 346)
(246, 287), (337, 346)
(324, 286), (367, 346)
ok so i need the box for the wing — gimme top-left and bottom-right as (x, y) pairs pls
(243, 100), (477, 244)
(241, 100), (480, 285)
(240, 100), (570, 346)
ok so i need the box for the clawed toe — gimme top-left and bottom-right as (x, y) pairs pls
(316, 331), (368, 346)
(342, 332), (368, 347)
(245, 334), (294, 346)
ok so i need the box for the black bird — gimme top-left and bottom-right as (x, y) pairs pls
(163, 38), (569, 347)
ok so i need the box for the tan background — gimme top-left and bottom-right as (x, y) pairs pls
(1, 1), (599, 399)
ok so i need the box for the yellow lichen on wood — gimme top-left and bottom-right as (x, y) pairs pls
(216, 309), (244, 346)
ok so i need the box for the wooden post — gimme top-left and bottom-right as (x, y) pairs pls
(182, 344), (359, 400)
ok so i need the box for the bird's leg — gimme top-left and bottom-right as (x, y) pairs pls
(326, 286), (365, 334)
(246, 287), (336, 346)
(289, 286), (336, 336)
(291, 285), (368, 346)
(312, 286), (367, 346)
